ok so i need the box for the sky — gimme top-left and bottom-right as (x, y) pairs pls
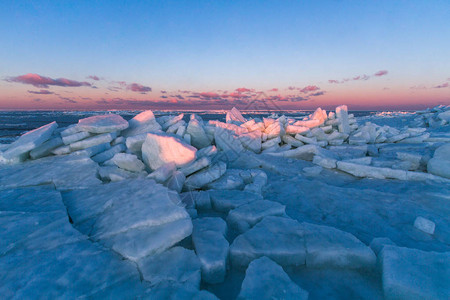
(0, 0), (449, 111)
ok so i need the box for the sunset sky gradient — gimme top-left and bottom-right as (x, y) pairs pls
(1, 1), (449, 110)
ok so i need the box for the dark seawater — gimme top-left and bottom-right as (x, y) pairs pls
(0, 110), (376, 144)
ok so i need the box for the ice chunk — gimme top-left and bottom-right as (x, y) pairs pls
(336, 105), (350, 134)
(70, 132), (117, 151)
(196, 145), (217, 158)
(184, 162), (227, 190)
(192, 218), (229, 284)
(264, 120), (285, 139)
(63, 179), (192, 260)
(237, 257), (309, 300)
(72, 142), (111, 157)
(62, 131), (91, 145)
(238, 130), (262, 153)
(51, 145), (72, 155)
(187, 115), (211, 149)
(105, 218), (193, 261)
(142, 132), (197, 170)
(226, 107), (246, 123)
(91, 143), (126, 163)
(78, 114), (129, 133)
(414, 216), (435, 235)
(125, 133), (147, 154)
(380, 245), (450, 300)
(301, 222), (376, 269)
(369, 237), (396, 256)
(209, 189), (263, 213)
(285, 125), (310, 135)
(98, 166), (146, 182)
(122, 110), (162, 137)
(147, 281), (219, 299)
(268, 144), (335, 161)
(180, 191), (212, 211)
(0, 155), (101, 190)
(313, 155), (337, 169)
(207, 169), (245, 190)
(60, 124), (81, 137)
(214, 127), (245, 161)
(427, 143), (450, 179)
(167, 170), (186, 193)
(282, 135), (305, 147)
(29, 137), (63, 159)
(138, 246), (201, 288)
(110, 153), (145, 172)
(1, 121), (58, 163)
(230, 216), (306, 268)
(147, 162), (176, 183)
(227, 200), (286, 233)
(180, 156), (211, 176)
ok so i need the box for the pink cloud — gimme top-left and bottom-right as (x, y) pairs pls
(8, 73), (91, 88)
(199, 92), (221, 99)
(127, 83), (152, 93)
(328, 80), (340, 84)
(88, 75), (100, 81)
(374, 70), (388, 76)
(268, 88), (278, 92)
(299, 85), (320, 93)
(434, 82), (449, 89)
(27, 89), (54, 95)
(235, 87), (252, 93)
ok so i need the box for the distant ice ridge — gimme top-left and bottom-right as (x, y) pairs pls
(0, 105), (449, 298)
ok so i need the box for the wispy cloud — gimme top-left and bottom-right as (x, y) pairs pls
(235, 87), (253, 93)
(374, 70), (388, 77)
(87, 75), (100, 81)
(127, 83), (152, 93)
(7, 73), (91, 88)
(434, 82), (449, 89)
(299, 85), (320, 93)
(27, 89), (54, 95)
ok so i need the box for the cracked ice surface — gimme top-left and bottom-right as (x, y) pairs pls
(0, 105), (449, 299)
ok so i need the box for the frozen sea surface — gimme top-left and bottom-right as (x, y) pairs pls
(0, 107), (449, 299)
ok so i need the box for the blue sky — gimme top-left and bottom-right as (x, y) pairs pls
(1, 0), (449, 109)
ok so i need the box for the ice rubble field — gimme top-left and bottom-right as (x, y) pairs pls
(0, 105), (449, 299)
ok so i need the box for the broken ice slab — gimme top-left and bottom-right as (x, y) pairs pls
(62, 131), (91, 145)
(78, 114), (129, 133)
(69, 132), (117, 151)
(142, 132), (197, 170)
(91, 143), (126, 163)
(230, 216), (376, 270)
(184, 162), (227, 190)
(209, 189), (263, 213)
(0, 155), (101, 190)
(427, 143), (450, 179)
(29, 136), (63, 159)
(226, 107), (247, 123)
(179, 156), (211, 176)
(230, 216), (306, 268)
(122, 110), (162, 137)
(380, 245), (450, 300)
(192, 218), (229, 284)
(62, 179), (192, 260)
(109, 153), (145, 172)
(237, 257), (309, 300)
(414, 216), (435, 235)
(226, 200), (286, 233)
(301, 222), (376, 269)
(1, 121), (58, 163)
(137, 246), (201, 288)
